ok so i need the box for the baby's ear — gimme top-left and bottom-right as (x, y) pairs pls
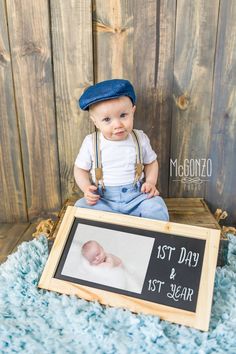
(90, 115), (97, 126)
(132, 105), (136, 113)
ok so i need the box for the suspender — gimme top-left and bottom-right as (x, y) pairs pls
(93, 129), (144, 188)
(130, 130), (144, 184)
(93, 131), (105, 189)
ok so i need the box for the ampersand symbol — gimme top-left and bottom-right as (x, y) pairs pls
(170, 268), (176, 280)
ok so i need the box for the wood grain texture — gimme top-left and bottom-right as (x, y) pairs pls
(0, 0), (27, 222)
(93, 0), (134, 81)
(165, 198), (221, 229)
(0, 223), (29, 263)
(205, 0), (236, 225)
(6, 0), (61, 220)
(11, 223), (35, 253)
(133, 0), (176, 196)
(170, 0), (219, 197)
(50, 0), (94, 202)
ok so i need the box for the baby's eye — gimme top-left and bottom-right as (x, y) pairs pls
(102, 117), (111, 123)
(120, 113), (127, 118)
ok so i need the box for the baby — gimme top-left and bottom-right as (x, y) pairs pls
(74, 79), (169, 221)
(81, 240), (122, 268)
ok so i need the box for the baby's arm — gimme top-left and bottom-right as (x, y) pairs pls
(141, 160), (160, 198)
(74, 166), (100, 205)
(107, 254), (122, 267)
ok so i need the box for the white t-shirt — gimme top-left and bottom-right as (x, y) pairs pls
(74, 130), (157, 186)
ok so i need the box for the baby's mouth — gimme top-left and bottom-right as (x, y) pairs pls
(114, 130), (125, 136)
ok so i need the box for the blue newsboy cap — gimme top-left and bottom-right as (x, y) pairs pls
(79, 79), (136, 110)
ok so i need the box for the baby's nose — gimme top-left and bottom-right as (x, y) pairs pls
(113, 119), (123, 128)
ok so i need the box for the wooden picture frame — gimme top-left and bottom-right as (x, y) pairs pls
(38, 206), (220, 331)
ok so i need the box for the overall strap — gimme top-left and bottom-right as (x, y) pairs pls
(131, 129), (144, 184)
(92, 131), (105, 189)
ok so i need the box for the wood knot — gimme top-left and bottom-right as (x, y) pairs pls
(114, 27), (125, 34)
(224, 112), (230, 120)
(174, 94), (190, 110)
(21, 41), (42, 57)
(164, 223), (171, 232)
(0, 51), (10, 66)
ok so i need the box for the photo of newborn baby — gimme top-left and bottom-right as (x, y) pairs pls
(81, 240), (122, 268)
(61, 222), (154, 293)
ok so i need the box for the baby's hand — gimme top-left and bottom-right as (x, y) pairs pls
(84, 185), (100, 205)
(141, 182), (160, 198)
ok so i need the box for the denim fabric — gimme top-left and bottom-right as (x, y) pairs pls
(75, 182), (169, 221)
(78, 79), (136, 110)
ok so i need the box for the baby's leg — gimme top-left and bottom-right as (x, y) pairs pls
(75, 197), (116, 213)
(135, 196), (169, 221)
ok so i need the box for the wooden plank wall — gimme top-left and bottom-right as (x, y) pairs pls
(170, 0), (219, 197)
(6, 0), (61, 221)
(50, 0), (93, 202)
(0, 0), (27, 221)
(205, 0), (236, 225)
(0, 0), (235, 225)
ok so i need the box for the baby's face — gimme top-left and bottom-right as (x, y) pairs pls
(89, 96), (136, 141)
(87, 243), (106, 265)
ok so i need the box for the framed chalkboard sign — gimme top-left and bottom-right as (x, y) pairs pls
(39, 206), (220, 331)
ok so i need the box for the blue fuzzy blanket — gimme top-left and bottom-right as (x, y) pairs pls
(0, 235), (236, 354)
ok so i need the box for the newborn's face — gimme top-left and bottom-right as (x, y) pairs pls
(90, 245), (106, 265)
